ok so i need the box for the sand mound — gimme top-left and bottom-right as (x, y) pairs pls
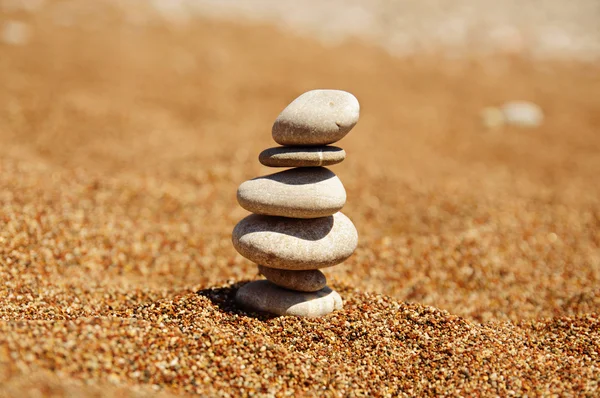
(2, 286), (599, 396)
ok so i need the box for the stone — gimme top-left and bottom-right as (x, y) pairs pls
(272, 90), (359, 146)
(232, 211), (358, 270)
(237, 167), (346, 218)
(236, 280), (342, 317)
(258, 265), (326, 292)
(1, 21), (31, 46)
(259, 146), (346, 167)
(500, 101), (544, 127)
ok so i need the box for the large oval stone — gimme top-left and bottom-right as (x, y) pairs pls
(259, 146), (346, 167)
(258, 265), (326, 292)
(232, 211), (358, 270)
(237, 167), (346, 219)
(272, 90), (360, 146)
(236, 280), (342, 317)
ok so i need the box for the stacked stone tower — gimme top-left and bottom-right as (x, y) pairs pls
(232, 89), (359, 317)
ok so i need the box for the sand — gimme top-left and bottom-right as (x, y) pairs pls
(1, 2), (599, 397)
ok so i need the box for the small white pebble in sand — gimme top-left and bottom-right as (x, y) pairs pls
(500, 101), (544, 127)
(1, 21), (31, 46)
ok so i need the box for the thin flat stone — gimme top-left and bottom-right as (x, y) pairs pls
(237, 167), (346, 219)
(236, 280), (342, 317)
(232, 211), (358, 270)
(258, 265), (326, 292)
(259, 146), (346, 167)
(272, 90), (360, 146)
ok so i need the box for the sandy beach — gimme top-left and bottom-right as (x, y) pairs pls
(1, 1), (599, 396)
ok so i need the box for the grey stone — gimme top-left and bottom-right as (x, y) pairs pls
(258, 265), (326, 292)
(259, 146), (346, 167)
(272, 90), (360, 146)
(1, 21), (30, 46)
(232, 211), (358, 270)
(236, 280), (342, 317)
(237, 167), (346, 218)
(500, 101), (544, 127)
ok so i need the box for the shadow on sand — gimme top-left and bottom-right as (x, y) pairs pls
(196, 281), (279, 320)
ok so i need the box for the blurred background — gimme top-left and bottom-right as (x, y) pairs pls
(4, 0), (599, 58)
(1, 0), (599, 323)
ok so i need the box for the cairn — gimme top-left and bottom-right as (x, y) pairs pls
(232, 89), (359, 317)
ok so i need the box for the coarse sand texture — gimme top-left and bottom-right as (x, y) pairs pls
(233, 89), (360, 317)
(2, 5), (600, 395)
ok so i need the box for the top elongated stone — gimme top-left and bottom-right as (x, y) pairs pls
(272, 90), (360, 146)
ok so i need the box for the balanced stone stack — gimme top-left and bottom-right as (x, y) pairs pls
(232, 89), (360, 317)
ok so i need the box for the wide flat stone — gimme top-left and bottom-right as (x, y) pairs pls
(258, 265), (326, 292)
(232, 211), (358, 270)
(259, 146), (346, 167)
(237, 167), (346, 219)
(272, 90), (359, 146)
(236, 280), (342, 317)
